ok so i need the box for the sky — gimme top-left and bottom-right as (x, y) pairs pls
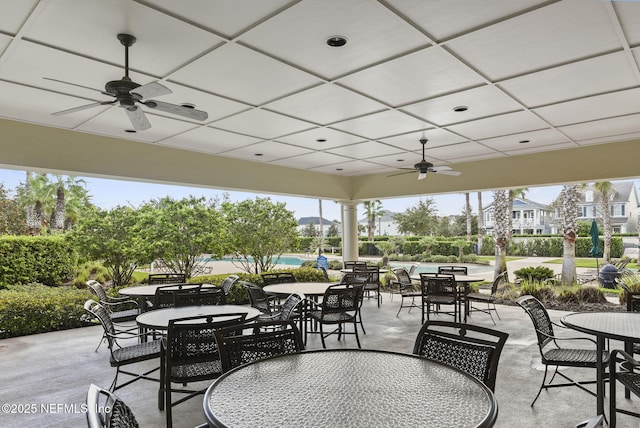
(0, 167), (618, 221)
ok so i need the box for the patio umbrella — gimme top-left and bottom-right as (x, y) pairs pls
(588, 220), (601, 273)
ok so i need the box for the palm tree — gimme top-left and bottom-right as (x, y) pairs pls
(19, 172), (54, 235)
(318, 198), (324, 256)
(593, 181), (614, 263)
(560, 185), (580, 284)
(492, 190), (510, 279)
(363, 200), (383, 241)
(477, 192), (484, 253)
(465, 192), (471, 241)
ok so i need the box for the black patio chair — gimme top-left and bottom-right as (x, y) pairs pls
(147, 273), (186, 285)
(261, 271), (296, 285)
(343, 260), (367, 270)
(220, 274), (240, 297)
(438, 265), (468, 275)
(307, 283), (363, 348)
(516, 295), (608, 406)
(412, 320), (509, 392)
(392, 267), (421, 314)
(419, 273), (459, 324)
(86, 383), (139, 428)
(152, 283), (201, 310)
(84, 300), (161, 392)
(214, 320), (304, 373)
(160, 312), (247, 428)
(609, 349), (640, 427)
(466, 271), (508, 325)
(572, 415), (604, 428)
(358, 265), (382, 307)
(241, 281), (279, 319)
(174, 286), (226, 306)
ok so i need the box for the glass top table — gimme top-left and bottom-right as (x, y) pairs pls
(136, 305), (261, 330)
(203, 349), (497, 428)
(263, 281), (339, 297)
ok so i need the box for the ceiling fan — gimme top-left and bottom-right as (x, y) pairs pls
(46, 33), (208, 131)
(389, 138), (461, 180)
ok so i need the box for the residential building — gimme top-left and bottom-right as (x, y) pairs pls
(576, 181), (639, 233)
(297, 217), (338, 237)
(358, 210), (400, 236)
(483, 198), (554, 235)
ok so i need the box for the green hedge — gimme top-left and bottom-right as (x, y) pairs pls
(0, 284), (93, 338)
(0, 236), (77, 286)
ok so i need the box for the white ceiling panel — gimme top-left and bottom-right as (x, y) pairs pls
(221, 140), (312, 162)
(401, 85), (523, 126)
(499, 52), (640, 108)
(310, 160), (390, 176)
(268, 151), (346, 169)
(144, 0), (296, 39)
(0, 0), (38, 34)
(426, 142), (499, 161)
(478, 128), (571, 153)
(239, 0), (428, 80)
(159, 126), (261, 154)
(326, 141), (405, 159)
(446, 0), (622, 80)
(169, 43), (322, 105)
(337, 46), (485, 106)
(612, 1), (640, 46)
(386, 0), (551, 41)
(379, 129), (467, 152)
(264, 83), (385, 125)
(212, 108), (314, 139)
(446, 111), (549, 141)
(277, 128), (365, 150)
(505, 141), (576, 156)
(534, 88), (640, 127)
(559, 113), (640, 142)
(330, 110), (427, 140)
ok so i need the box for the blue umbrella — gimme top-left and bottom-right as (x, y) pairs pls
(588, 220), (601, 258)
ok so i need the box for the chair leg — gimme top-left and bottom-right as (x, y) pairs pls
(319, 323), (326, 349)
(531, 365), (550, 406)
(353, 319), (361, 348)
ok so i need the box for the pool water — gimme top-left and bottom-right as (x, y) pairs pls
(201, 256), (310, 266)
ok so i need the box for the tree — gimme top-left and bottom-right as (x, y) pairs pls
(477, 192), (484, 253)
(222, 197), (299, 274)
(594, 181), (614, 263)
(375, 241), (396, 266)
(49, 175), (90, 232)
(318, 199), (324, 256)
(465, 192), (471, 241)
(492, 190), (510, 279)
(0, 183), (26, 235)
(560, 185), (581, 284)
(139, 196), (227, 279)
(394, 198), (438, 236)
(327, 223), (340, 237)
(451, 211), (477, 237)
(69, 206), (149, 287)
(301, 221), (317, 238)
(17, 172), (53, 235)
(362, 200), (383, 240)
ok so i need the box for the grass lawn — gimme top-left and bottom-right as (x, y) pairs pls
(544, 258), (638, 270)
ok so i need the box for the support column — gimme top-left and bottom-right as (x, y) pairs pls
(341, 201), (359, 262)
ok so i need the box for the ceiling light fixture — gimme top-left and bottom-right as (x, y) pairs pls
(255, 153), (263, 157)
(326, 36), (347, 47)
(316, 138), (327, 143)
(453, 106), (468, 112)
(519, 140), (530, 144)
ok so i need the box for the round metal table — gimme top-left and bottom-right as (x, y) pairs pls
(136, 305), (260, 330)
(263, 281), (338, 298)
(203, 349), (498, 428)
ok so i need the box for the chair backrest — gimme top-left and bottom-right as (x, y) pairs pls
(273, 293), (304, 321)
(153, 283), (200, 309)
(516, 295), (555, 350)
(214, 320), (304, 373)
(419, 273), (457, 299)
(392, 267), (412, 286)
(344, 261), (367, 270)
(147, 273), (186, 285)
(321, 284), (362, 315)
(261, 272), (296, 286)
(489, 271), (508, 295)
(86, 383), (139, 428)
(220, 275), (240, 295)
(84, 300), (117, 348)
(175, 287), (226, 307)
(438, 265), (468, 275)
(240, 281), (273, 314)
(412, 320), (509, 392)
(165, 313), (248, 378)
(86, 280), (109, 302)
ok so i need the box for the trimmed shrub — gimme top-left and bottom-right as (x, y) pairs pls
(558, 286), (607, 304)
(0, 284), (93, 338)
(520, 281), (555, 303)
(513, 266), (555, 283)
(0, 236), (77, 286)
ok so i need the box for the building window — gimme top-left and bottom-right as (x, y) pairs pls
(585, 190), (593, 202)
(611, 204), (625, 217)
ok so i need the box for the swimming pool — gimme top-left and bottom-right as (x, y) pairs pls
(201, 255), (310, 266)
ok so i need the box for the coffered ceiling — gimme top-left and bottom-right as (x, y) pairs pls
(0, 0), (639, 202)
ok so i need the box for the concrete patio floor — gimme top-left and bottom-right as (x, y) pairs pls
(1, 292), (639, 427)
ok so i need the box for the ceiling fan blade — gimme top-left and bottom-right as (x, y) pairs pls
(388, 170), (415, 178)
(131, 82), (171, 99)
(433, 169), (462, 176)
(51, 100), (116, 116)
(143, 100), (208, 121)
(125, 106), (151, 131)
(43, 77), (111, 96)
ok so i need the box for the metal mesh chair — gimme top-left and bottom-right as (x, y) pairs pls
(392, 267), (421, 313)
(412, 320), (509, 392)
(261, 272), (296, 285)
(358, 265), (382, 307)
(160, 312), (247, 428)
(516, 295), (608, 406)
(572, 415), (604, 428)
(307, 283), (363, 348)
(420, 273), (459, 324)
(152, 283), (201, 310)
(609, 349), (640, 427)
(86, 383), (139, 428)
(241, 281), (278, 317)
(438, 266), (468, 275)
(214, 320), (304, 373)
(175, 287), (226, 306)
(220, 274), (240, 296)
(466, 271), (508, 325)
(84, 300), (161, 392)
(343, 261), (367, 270)
(147, 273), (186, 285)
